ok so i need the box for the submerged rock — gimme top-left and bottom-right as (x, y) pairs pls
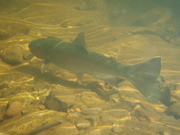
(55, 95), (76, 108)
(131, 104), (161, 121)
(36, 121), (79, 135)
(0, 110), (66, 135)
(54, 122), (78, 135)
(0, 45), (24, 65)
(111, 125), (124, 134)
(76, 119), (91, 130)
(84, 128), (102, 135)
(45, 94), (68, 112)
(3, 101), (24, 119)
(45, 85), (76, 112)
(166, 102), (180, 119)
(160, 115), (180, 128)
(0, 98), (8, 120)
(87, 115), (100, 127)
(99, 109), (130, 124)
(81, 107), (102, 115)
(80, 92), (106, 108)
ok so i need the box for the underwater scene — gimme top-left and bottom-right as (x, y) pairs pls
(0, 0), (179, 134)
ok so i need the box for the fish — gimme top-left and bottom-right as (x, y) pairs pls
(29, 32), (161, 104)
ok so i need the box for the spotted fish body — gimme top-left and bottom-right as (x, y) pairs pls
(29, 32), (161, 103)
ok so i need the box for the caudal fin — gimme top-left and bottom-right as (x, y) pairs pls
(127, 57), (161, 103)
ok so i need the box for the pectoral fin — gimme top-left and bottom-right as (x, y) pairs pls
(76, 73), (84, 85)
(41, 63), (50, 73)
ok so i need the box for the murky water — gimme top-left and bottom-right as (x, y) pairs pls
(0, 0), (179, 135)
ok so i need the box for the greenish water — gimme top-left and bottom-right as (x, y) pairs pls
(0, 0), (179, 135)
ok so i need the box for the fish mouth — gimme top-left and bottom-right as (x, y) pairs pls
(29, 46), (46, 59)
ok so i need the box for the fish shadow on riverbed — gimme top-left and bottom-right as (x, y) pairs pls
(14, 65), (84, 88)
(14, 65), (111, 100)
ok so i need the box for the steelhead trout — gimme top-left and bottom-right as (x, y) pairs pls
(29, 32), (161, 103)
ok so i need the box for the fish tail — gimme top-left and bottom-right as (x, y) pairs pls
(126, 57), (161, 103)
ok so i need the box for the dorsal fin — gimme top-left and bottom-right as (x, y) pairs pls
(72, 32), (86, 48)
(72, 32), (88, 54)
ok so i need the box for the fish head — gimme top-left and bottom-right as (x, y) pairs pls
(29, 38), (60, 59)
